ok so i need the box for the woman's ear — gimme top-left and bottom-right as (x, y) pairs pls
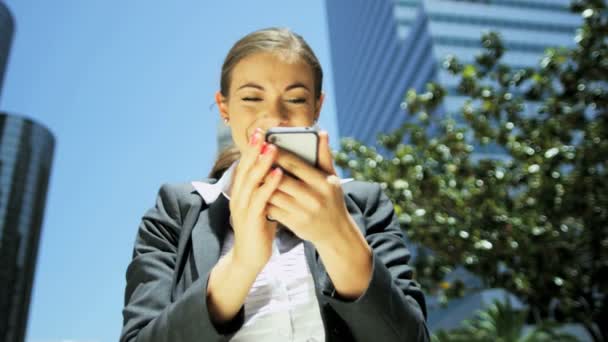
(215, 91), (229, 121)
(314, 92), (325, 122)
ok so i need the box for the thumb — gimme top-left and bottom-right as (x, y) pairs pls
(318, 131), (336, 175)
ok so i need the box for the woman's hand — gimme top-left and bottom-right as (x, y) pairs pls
(265, 131), (374, 300)
(265, 131), (355, 247)
(230, 128), (283, 272)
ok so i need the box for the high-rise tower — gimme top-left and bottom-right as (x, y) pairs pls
(0, 3), (56, 341)
(326, 0), (579, 147)
(0, 0), (13, 97)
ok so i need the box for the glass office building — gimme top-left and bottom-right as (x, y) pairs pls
(326, 0), (579, 147)
(0, 2), (13, 98)
(0, 113), (55, 342)
(0, 2), (56, 342)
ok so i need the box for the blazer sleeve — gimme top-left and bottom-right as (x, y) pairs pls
(120, 183), (245, 342)
(321, 182), (430, 342)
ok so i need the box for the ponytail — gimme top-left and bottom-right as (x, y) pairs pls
(208, 145), (241, 179)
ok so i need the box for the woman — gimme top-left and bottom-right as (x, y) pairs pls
(120, 27), (429, 342)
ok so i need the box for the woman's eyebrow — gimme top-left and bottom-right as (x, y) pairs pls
(285, 82), (310, 92)
(236, 82), (310, 92)
(237, 82), (264, 91)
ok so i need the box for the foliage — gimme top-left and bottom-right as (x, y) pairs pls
(431, 300), (579, 342)
(334, 0), (607, 340)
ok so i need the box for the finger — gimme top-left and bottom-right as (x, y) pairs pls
(317, 131), (336, 175)
(276, 174), (319, 205)
(274, 148), (328, 188)
(266, 203), (291, 228)
(268, 190), (304, 214)
(250, 167), (283, 214)
(238, 143), (278, 207)
(232, 128), (265, 191)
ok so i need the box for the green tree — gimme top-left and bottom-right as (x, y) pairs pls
(432, 300), (578, 342)
(334, 0), (607, 340)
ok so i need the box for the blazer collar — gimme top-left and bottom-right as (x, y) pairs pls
(190, 192), (230, 279)
(191, 160), (354, 204)
(191, 161), (237, 203)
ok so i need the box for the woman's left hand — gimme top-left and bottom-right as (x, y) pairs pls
(265, 131), (354, 246)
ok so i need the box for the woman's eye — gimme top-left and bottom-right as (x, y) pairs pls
(242, 97), (262, 102)
(287, 98), (307, 104)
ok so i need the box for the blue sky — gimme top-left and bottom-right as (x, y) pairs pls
(1, 1), (338, 341)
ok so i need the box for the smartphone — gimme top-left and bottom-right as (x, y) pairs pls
(264, 127), (318, 223)
(265, 126), (319, 167)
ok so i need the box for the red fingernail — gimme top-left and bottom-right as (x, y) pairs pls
(271, 168), (282, 177)
(261, 143), (272, 155)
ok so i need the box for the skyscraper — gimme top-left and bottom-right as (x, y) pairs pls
(0, 3), (56, 342)
(326, 0), (579, 147)
(0, 113), (55, 342)
(0, 1), (12, 97)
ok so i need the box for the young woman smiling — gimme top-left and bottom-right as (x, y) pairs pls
(120, 27), (429, 342)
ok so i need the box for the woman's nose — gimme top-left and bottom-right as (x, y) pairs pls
(264, 99), (290, 122)
(261, 112), (288, 126)
(252, 116), (287, 133)
(259, 115), (288, 127)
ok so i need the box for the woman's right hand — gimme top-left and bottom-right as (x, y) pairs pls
(229, 128), (283, 272)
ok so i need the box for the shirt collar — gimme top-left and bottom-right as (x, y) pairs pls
(191, 160), (237, 203)
(191, 160), (354, 204)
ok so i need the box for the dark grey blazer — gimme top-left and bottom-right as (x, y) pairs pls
(120, 179), (429, 342)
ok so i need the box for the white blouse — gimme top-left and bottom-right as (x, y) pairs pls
(219, 227), (325, 342)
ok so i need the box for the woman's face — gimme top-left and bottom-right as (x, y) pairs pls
(216, 52), (324, 152)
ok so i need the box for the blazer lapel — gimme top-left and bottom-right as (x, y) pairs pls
(191, 194), (231, 279)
